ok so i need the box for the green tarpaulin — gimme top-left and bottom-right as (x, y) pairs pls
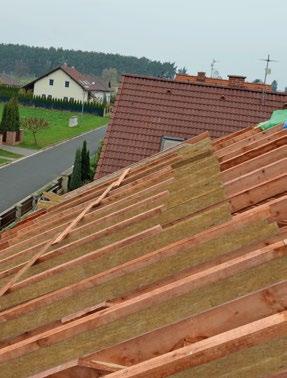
(258, 109), (287, 131)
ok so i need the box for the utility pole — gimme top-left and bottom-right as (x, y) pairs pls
(260, 54), (277, 105)
(210, 59), (218, 78)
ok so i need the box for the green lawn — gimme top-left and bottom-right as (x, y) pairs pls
(0, 103), (109, 149)
(0, 157), (9, 166)
(0, 149), (22, 159)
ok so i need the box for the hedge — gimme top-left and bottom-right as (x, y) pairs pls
(0, 85), (106, 116)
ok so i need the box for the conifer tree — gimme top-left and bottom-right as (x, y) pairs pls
(69, 149), (82, 191)
(0, 102), (8, 132)
(81, 140), (91, 182)
(10, 97), (20, 131)
(0, 97), (20, 132)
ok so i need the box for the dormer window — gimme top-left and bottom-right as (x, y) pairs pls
(161, 136), (184, 151)
(49, 79), (54, 86)
(65, 81), (70, 88)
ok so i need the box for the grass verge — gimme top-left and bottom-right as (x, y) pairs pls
(0, 103), (109, 149)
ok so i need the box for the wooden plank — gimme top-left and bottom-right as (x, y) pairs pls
(213, 126), (256, 148)
(86, 281), (287, 367)
(0, 241), (285, 363)
(0, 170), (131, 295)
(33, 169), (171, 230)
(213, 124), (283, 151)
(229, 174), (287, 213)
(0, 226), (162, 322)
(185, 131), (209, 144)
(220, 135), (287, 171)
(268, 370), (287, 378)
(0, 207), (269, 323)
(0, 240), (54, 297)
(14, 176), (172, 245)
(51, 183), (115, 245)
(1, 203), (268, 301)
(51, 168), (130, 245)
(216, 126), (284, 159)
(218, 130), (286, 163)
(0, 179), (170, 265)
(0, 190), (168, 268)
(221, 145), (287, 182)
(106, 311), (287, 378)
(79, 359), (125, 372)
(224, 158), (287, 196)
(61, 302), (110, 324)
(28, 360), (79, 378)
(12, 207), (164, 292)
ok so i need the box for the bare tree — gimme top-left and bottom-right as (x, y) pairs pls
(21, 117), (49, 145)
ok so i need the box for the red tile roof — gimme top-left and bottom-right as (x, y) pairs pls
(61, 64), (111, 92)
(96, 74), (287, 178)
(176, 72), (273, 92)
(23, 64), (111, 93)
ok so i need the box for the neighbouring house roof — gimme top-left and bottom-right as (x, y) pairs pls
(0, 73), (20, 87)
(176, 71), (274, 92)
(0, 123), (286, 377)
(23, 64), (112, 93)
(96, 74), (287, 178)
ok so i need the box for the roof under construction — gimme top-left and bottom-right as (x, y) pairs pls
(0, 122), (286, 377)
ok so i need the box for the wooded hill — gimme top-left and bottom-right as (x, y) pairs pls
(0, 43), (176, 79)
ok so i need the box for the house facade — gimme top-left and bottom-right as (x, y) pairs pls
(24, 64), (111, 104)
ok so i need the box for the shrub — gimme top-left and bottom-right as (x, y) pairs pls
(69, 149), (82, 191)
(81, 140), (91, 182)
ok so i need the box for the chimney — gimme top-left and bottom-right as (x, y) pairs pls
(228, 75), (246, 88)
(197, 72), (206, 82)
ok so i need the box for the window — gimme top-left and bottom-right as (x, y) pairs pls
(64, 97), (68, 101)
(49, 79), (54, 86)
(47, 95), (52, 100)
(160, 136), (184, 151)
(42, 94), (46, 99)
(65, 81), (70, 88)
(70, 97), (74, 102)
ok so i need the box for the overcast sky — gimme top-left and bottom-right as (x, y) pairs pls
(0, 0), (286, 88)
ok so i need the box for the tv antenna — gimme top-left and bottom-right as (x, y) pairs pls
(260, 54), (278, 84)
(259, 54), (278, 105)
(210, 59), (218, 78)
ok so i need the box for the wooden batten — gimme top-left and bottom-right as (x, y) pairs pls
(106, 311), (287, 378)
(0, 124), (286, 377)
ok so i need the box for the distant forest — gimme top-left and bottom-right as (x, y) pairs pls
(0, 43), (177, 79)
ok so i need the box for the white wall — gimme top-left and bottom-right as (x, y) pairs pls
(91, 91), (111, 103)
(33, 69), (88, 102)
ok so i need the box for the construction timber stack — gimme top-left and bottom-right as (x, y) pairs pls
(0, 123), (286, 378)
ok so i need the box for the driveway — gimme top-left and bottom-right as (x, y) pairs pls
(0, 126), (107, 213)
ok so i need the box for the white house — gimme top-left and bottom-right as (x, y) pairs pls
(23, 64), (112, 104)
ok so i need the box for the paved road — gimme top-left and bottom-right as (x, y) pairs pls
(0, 126), (106, 213)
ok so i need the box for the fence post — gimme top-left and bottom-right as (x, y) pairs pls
(61, 174), (70, 193)
(32, 195), (38, 210)
(15, 203), (23, 220)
